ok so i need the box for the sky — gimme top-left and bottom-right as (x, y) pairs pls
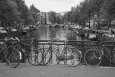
(25, 0), (84, 12)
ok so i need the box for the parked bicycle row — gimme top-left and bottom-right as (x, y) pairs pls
(28, 39), (115, 67)
(0, 37), (115, 68)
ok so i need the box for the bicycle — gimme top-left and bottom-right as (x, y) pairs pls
(0, 37), (21, 68)
(54, 41), (82, 67)
(28, 38), (42, 66)
(0, 39), (8, 63)
(65, 46), (82, 67)
(84, 47), (104, 67)
(109, 45), (115, 65)
(28, 39), (51, 66)
(83, 33), (107, 67)
(40, 42), (51, 65)
(7, 37), (31, 68)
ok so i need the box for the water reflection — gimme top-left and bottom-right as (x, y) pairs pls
(27, 27), (82, 41)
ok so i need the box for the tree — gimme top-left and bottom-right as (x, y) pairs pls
(100, 0), (115, 27)
(63, 0), (105, 28)
(48, 11), (57, 24)
(30, 4), (40, 25)
(0, 0), (20, 27)
(15, 0), (35, 25)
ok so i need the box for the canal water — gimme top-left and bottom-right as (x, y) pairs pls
(19, 27), (86, 51)
(27, 27), (83, 41)
(26, 27), (91, 57)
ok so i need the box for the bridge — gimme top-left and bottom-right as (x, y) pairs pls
(28, 39), (115, 67)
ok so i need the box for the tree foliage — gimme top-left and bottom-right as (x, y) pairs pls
(30, 5), (40, 25)
(15, 0), (35, 25)
(48, 11), (64, 24)
(48, 11), (57, 24)
(0, 0), (20, 27)
(64, 0), (115, 28)
(0, 0), (40, 27)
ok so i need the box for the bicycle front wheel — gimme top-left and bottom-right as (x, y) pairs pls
(8, 49), (21, 68)
(0, 51), (4, 62)
(41, 48), (51, 65)
(84, 49), (103, 67)
(112, 48), (115, 64)
(28, 50), (42, 66)
(66, 48), (82, 67)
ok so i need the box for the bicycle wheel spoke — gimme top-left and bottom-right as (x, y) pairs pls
(42, 49), (51, 65)
(0, 51), (4, 62)
(8, 50), (20, 68)
(66, 48), (82, 67)
(28, 50), (42, 66)
(84, 49), (102, 66)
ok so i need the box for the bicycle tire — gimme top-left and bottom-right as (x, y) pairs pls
(112, 48), (115, 64)
(0, 42), (6, 62)
(5, 46), (15, 64)
(84, 49), (103, 67)
(55, 45), (65, 64)
(8, 48), (21, 68)
(55, 49), (62, 64)
(41, 48), (51, 65)
(66, 48), (82, 67)
(113, 55), (115, 64)
(28, 49), (42, 66)
(0, 51), (4, 62)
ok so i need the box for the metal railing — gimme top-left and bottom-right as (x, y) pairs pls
(29, 39), (115, 67)
(1, 39), (115, 67)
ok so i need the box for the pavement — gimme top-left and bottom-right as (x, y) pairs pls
(0, 63), (115, 77)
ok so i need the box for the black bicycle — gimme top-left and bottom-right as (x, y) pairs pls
(0, 37), (21, 68)
(28, 38), (42, 66)
(6, 37), (31, 68)
(53, 41), (82, 67)
(28, 38), (51, 66)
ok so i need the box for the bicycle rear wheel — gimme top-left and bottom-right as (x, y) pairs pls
(84, 49), (103, 67)
(112, 48), (115, 64)
(28, 50), (42, 66)
(41, 48), (51, 65)
(66, 48), (82, 67)
(56, 51), (62, 64)
(8, 49), (21, 68)
(0, 51), (4, 62)
(55, 45), (65, 64)
(113, 55), (115, 64)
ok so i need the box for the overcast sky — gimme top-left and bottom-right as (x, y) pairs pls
(25, 0), (84, 12)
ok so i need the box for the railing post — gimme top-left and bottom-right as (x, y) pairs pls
(43, 44), (45, 64)
(49, 40), (53, 64)
(64, 40), (67, 65)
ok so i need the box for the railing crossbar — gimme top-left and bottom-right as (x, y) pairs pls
(0, 39), (115, 46)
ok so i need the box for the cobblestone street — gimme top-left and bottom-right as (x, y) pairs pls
(0, 63), (115, 77)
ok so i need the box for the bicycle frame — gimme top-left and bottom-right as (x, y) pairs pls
(0, 40), (13, 62)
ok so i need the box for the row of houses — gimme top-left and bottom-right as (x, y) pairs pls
(39, 12), (51, 25)
(39, 12), (65, 25)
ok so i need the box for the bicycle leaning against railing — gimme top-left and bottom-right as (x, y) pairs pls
(84, 41), (104, 67)
(0, 37), (22, 68)
(0, 36), (32, 68)
(28, 39), (82, 67)
(28, 38), (51, 66)
(52, 40), (82, 67)
(83, 32), (113, 67)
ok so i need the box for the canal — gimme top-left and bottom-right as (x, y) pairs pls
(27, 27), (84, 41)
(19, 27), (113, 66)
(34, 27), (113, 65)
